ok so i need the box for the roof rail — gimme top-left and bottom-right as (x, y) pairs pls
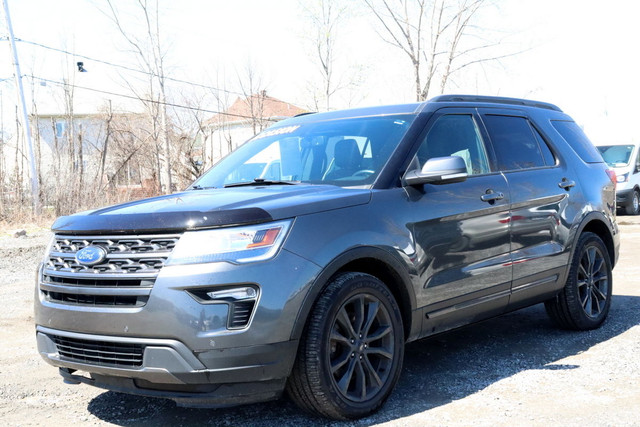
(294, 112), (317, 117)
(430, 95), (562, 112)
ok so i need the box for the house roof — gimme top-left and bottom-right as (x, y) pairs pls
(205, 92), (307, 126)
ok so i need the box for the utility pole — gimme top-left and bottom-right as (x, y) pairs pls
(2, 0), (40, 214)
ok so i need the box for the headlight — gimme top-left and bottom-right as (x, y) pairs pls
(42, 233), (55, 264)
(166, 219), (292, 265)
(616, 173), (629, 183)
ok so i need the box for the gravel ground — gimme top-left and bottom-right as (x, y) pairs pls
(1, 220), (639, 426)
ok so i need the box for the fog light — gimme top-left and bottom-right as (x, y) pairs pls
(206, 287), (257, 301)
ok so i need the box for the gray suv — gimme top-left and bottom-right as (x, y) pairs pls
(35, 95), (619, 420)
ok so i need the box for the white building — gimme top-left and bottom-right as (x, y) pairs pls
(202, 91), (307, 166)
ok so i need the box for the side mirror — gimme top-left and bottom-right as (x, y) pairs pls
(404, 156), (468, 186)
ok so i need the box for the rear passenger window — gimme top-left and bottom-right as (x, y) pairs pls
(482, 115), (547, 170)
(532, 127), (556, 166)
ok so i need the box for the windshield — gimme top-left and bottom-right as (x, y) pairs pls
(597, 145), (634, 167)
(193, 114), (415, 188)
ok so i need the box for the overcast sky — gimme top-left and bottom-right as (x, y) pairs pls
(2, 0), (640, 143)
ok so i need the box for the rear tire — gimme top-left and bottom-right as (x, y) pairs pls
(286, 272), (404, 420)
(624, 189), (640, 215)
(545, 232), (612, 330)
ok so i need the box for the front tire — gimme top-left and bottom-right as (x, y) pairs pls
(545, 232), (612, 330)
(287, 272), (404, 420)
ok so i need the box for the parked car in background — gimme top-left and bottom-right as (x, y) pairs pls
(35, 95), (619, 420)
(596, 142), (640, 215)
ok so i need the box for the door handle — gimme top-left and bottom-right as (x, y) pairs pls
(558, 179), (576, 190)
(480, 190), (504, 203)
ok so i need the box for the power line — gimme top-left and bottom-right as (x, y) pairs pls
(4, 37), (245, 97)
(0, 37), (274, 122)
(27, 75), (276, 122)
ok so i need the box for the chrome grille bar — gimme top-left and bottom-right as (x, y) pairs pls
(41, 233), (181, 307)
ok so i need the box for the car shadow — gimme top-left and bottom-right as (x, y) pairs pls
(87, 294), (640, 426)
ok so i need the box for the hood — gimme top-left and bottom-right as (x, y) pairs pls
(52, 185), (371, 234)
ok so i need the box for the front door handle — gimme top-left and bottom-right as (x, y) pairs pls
(558, 179), (576, 190)
(480, 190), (504, 203)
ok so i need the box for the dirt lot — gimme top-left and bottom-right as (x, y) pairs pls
(1, 218), (639, 426)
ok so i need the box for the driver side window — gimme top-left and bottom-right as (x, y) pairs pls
(415, 114), (490, 175)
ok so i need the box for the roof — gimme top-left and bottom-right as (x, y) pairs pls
(430, 95), (562, 112)
(275, 102), (422, 127)
(205, 92), (307, 126)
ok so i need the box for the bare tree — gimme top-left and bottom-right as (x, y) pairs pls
(173, 91), (210, 185)
(13, 107), (25, 208)
(300, 0), (367, 111)
(95, 100), (114, 188)
(301, 0), (346, 111)
(213, 78), (236, 163)
(362, 0), (516, 101)
(101, 112), (158, 196)
(204, 69), (234, 165)
(28, 78), (43, 201)
(236, 61), (269, 136)
(104, 0), (173, 194)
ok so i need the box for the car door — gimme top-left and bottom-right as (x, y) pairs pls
(479, 109), (574, 309)
(406, 109), (512, 336)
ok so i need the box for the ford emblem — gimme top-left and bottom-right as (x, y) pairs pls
(75, 246), (108, 266)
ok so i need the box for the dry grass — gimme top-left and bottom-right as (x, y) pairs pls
(0, 188), (159, 234)
(0, 216), (55, 235)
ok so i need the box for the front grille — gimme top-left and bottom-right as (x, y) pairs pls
(47, 235), (179, 275)
(42, 291), (146, 307)
(51, 334), (144, 368)
(44, 275), (153, 288)
(41, 233), (180, 307)
(47, 256), (166, 274)
(54, 237), (178, 254)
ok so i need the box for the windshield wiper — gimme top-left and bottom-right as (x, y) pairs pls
(224, 178), (300, 188)
(190, 185), (216, 190)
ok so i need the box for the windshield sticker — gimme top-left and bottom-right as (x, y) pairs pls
(252, 125), (300, 141)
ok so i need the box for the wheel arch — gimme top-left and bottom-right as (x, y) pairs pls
(290, 246), (418, 343)
(571, 212), (618, 269)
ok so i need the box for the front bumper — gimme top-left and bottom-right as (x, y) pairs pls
(37, 326), (296, 406)
(34, 248), (321, 404)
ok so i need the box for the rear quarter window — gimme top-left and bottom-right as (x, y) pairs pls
(551, 120), (603, 163)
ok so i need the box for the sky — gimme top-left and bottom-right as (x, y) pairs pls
(2, 0), (640, 144)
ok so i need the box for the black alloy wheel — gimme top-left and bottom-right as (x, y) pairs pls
(287, 272), (404, 420)
(576, 241), (610, 319)
(328, 291), (395, 402)
(545, 232), (612, 330)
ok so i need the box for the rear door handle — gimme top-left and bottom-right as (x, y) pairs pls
(558, 179), (576, 190)
(480, 190), (504, 203)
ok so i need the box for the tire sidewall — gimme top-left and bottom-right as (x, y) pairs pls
(624, 189), (640, 215)
(313, 273), (404, 418)
(565, 233), (613, 328)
